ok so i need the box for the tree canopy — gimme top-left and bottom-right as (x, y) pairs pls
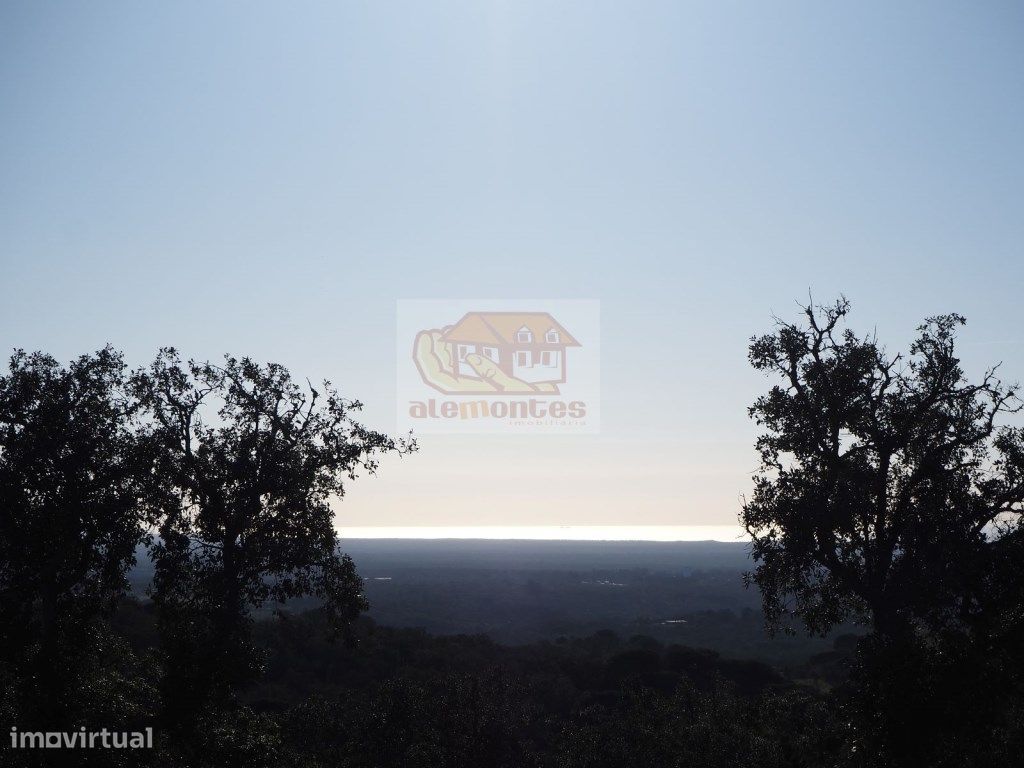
(743, 298), (1024, 766)
(743, 299), (1024, 637)
(131, 349), (415, 718)
(0, 347), (149, 725)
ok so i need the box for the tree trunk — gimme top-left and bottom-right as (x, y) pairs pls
(34, 566), (65, 728)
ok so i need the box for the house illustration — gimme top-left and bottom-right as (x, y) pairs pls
(441, 312), (580, 386)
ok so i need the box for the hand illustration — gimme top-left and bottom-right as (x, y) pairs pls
(413, 328), (558, 394)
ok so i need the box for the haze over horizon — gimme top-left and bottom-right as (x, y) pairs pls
(2, 1), (1022, 530)
(338, 525), (747, 542)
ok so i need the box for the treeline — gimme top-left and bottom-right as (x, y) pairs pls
(115, 601), (838, 768)
(0, 347), (413, 766)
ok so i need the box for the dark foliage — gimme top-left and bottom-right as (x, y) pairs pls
(0, 348), (152, 732)
(743, 299), (1024, 766)
(129, 350), (413, 728)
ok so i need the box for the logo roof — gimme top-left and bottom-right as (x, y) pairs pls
(441, 312), (581, 346)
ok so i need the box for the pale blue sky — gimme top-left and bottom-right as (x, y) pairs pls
(2, 1), (1022, 527)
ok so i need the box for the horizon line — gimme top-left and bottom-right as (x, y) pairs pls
(337, 525), (747, 543)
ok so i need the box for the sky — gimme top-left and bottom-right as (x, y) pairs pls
(1, 1), (1023, 532)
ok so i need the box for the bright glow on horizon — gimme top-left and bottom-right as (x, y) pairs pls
(338, 525), (746, 542)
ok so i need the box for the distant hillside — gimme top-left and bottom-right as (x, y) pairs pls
(130, 538), (752, 592)
(343, 538), (752, 573)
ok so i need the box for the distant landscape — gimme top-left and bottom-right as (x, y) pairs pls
(129, 538), (847, 665)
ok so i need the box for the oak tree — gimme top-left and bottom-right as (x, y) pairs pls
(743, 299), (1024, 638)
(132, 350), (413, 722)
(0, 348), (149, 725)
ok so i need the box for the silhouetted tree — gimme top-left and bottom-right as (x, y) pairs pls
(0, 348), (149, 728)
(743, 298), (1024, 765)
(743, 298), (1023, 637)
(132, 349), (413, 730)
